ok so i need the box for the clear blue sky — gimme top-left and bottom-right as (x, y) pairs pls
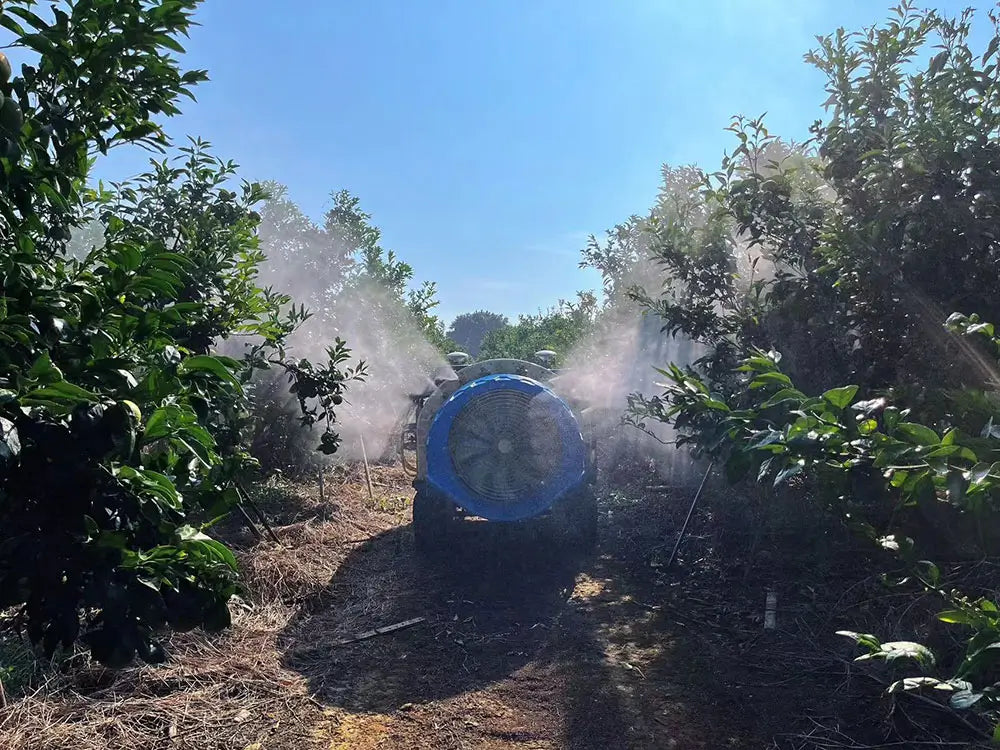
(94, 0), (986, 323)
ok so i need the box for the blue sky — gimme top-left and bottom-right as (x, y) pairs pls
(94, 0), (987, 323)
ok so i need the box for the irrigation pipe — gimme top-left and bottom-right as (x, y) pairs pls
(665, 460), (715, 570)
(360, 433), (375, 503)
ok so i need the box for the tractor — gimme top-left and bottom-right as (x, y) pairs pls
(401, 350), (598, 556)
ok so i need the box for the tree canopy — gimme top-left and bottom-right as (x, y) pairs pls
(446, 310), (508, 356)
(479, 293), (598, 365)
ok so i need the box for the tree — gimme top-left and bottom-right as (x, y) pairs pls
(446, 310), (508, 356)
(249, 187), (454, 471)
(623, 4), (1000, 407)
(479, 293), (598, 365)
(624, 5), (1000, 737)
(254, 185), (451, 352)
(0, 0), (360, 665)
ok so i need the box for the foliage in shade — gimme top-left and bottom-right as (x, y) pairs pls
(0, 0), (361, 666)
(623, 1), (1000, 734)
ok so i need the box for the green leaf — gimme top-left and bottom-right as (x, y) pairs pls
(178, 526), (238, 571)
(923, 444), (978, 461)
(916, 560), (940, 586)
(887, 676), (944, 694)
(985, 34), (1000, 62)
(143, 407), (175, 441)
(950, 689), (983, 710)
(760, 388), (807, 408)
(857, 641), (935, 668)
(883, 408), (902, 435)
(821, 385), (858, 410)
(970, 462), (993, 487)
(737, 355), (779, 374)
(8, 6), (48, 30)
(0, 417), (21, 466)
(928, 50), (949, 76)
(939, 609), (980, 626)
(702, 398), (731, 411)
(836, 630), (881, 651)
(23, 381), (100, 404)
(0, 16), (26, 37)
(28, 352), (63, 382)
(173, 436), (213, 467)
(117, 467), (182, 511)
(774, 464), (803, 487)
(851, 398), (887, 415)
(177, 355), (244, 394)
(748, 430), (784, 450)
(878, 534), (915, 560)
(750, 371), (793, 390)
(896, 422), (940, 446)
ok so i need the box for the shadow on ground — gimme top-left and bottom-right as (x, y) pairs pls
(278, 495), (754, 749)
(280, 520), (587, 700)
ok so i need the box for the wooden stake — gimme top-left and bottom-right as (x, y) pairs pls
(360, 433), (375, 503)
(333, 617), (425, 647)
(235, 482), (281, 545)
(764, 589), (777, 630)
(318, 468), (325, 504)
(235, 503), (263, 541)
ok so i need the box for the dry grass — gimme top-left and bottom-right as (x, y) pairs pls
(0, 605), (318, 750)
(2, 454), (978, 749)
(0, 465), (414, 750)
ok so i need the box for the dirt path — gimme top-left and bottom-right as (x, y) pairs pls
(287, 523), (698, 749)
(0, 464), (875, 749)
(278, 467), (772, 750)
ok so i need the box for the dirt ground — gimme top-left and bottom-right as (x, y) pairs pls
(0, 461), (978, 749)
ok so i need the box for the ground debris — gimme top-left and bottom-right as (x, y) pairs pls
(331, 617), (427, 647)
(0, 459), (968, 749)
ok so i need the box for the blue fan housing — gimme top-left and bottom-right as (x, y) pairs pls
(425, 373), (587, 521)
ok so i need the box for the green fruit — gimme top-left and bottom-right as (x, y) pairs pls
(0, 98), (22, 134)
(0, 54), (10, 84)
(2, 138), (20, 162)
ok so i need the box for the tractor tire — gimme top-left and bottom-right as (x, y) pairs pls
(412, 488), (454, 558)
(557, 485), (598, 553)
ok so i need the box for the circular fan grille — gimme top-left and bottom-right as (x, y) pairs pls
(447, 389), (562, 503)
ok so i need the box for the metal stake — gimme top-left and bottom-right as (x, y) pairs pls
(665, 460), (715, 570)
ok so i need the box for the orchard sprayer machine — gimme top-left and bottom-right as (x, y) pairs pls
(401, 350), (597, 555)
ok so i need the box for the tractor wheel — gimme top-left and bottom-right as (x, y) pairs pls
(559, 485), (598, 552)
(412, 489), (454, 557)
